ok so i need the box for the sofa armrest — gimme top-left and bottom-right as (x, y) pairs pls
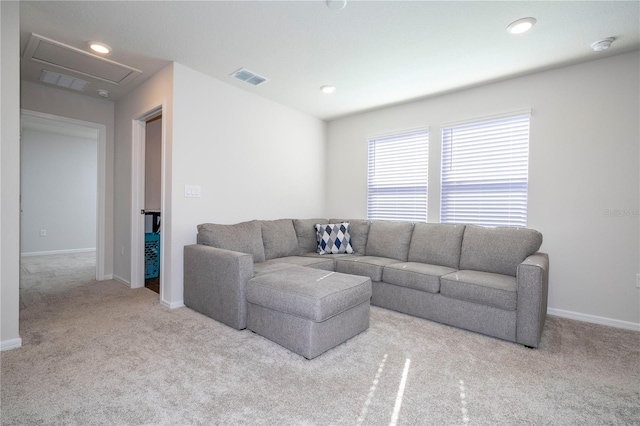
(516, 252), (550, 347)
(184, 244), (254, 330)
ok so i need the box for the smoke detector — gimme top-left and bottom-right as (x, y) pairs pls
(591, 37), (615, 52)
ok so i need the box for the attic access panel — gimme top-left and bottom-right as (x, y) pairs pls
(23, 33), (142, 86)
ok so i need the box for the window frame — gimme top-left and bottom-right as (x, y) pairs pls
(439, 111), (531, 228)
(366, 128), (430, 222)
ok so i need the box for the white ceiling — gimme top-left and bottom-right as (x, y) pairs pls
(20, 1), (640, 121)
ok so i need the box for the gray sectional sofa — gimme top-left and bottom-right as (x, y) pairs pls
(184, 218), (549, 356)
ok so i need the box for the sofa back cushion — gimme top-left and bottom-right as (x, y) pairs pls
(459, 225), (543, 276)
(330, 219), (371, 254)
(261, 219), (300, 260)
(198, 220), (265, 263)
(293, 218), (328, 254)
(365, 220), (414, 262)
(408, 223), (465, 269)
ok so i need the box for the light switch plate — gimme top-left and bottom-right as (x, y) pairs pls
(184, 185), (201, 198)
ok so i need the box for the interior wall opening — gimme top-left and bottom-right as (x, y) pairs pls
(19, 110), (107, 304)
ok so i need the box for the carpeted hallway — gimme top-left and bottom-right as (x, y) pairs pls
(1, 253), (639, 425)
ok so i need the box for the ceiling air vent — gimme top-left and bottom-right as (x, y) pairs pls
(231, 68), (268, 86)
(23, 33), (142, 86)
(39, 70), (90, 92)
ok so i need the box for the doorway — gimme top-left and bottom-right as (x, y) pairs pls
(20, 110), (107, 281)
(143, 115), (162, 294)
(130, 106), (164, 300)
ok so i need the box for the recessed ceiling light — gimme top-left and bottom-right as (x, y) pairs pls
(507, 17), (537, 35)
(89, 41), (111, 54)
(591, 37), (615, 52)
(320, 85), (336, 94)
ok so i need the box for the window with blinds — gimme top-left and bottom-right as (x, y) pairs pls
(440, 113), (530, 227)
(367, 129), (429, 222)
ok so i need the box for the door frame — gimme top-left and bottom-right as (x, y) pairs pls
(20, 109), (108, 280)
(130, 105), (165, 296)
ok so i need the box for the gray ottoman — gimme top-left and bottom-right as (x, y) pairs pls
(246, 266), (372, 359)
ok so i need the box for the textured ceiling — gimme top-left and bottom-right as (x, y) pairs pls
(20, 1), (640, 121)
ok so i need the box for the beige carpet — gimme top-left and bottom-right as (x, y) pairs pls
(1, 253), (639, 425)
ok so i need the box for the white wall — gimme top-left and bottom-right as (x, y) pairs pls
(20, 128), (97, 254)
(21, 81), (115, 276)
(113, 62), (326, 308)
(1, 0), (22, 350)
(326, 52), (640, 328)
(170, 63), (327, 303)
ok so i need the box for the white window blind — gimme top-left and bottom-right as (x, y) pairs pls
(367, 129), (429, 222)
(440, 113), (530, 227)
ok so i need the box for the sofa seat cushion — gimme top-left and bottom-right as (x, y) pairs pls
(253, 262), (297, 277)
(246, 266), (372, 323)
(301, 252), (358, 267)
(335, 256), (399, 282)
(383, 262), (457, 294)
(440, 270), (517, 311)
(263, 256), (334, 271)
(301, 252), (356, 260)
(198, 220), (265, 263)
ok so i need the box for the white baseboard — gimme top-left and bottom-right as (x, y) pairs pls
(1, 338), (22, 351)
(161, 299), (185, 309)
(112, 274), (130, 286)
(101, 274), (113, 280)
(21, 248), (96, 257)
(547, 307), (640, 332)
